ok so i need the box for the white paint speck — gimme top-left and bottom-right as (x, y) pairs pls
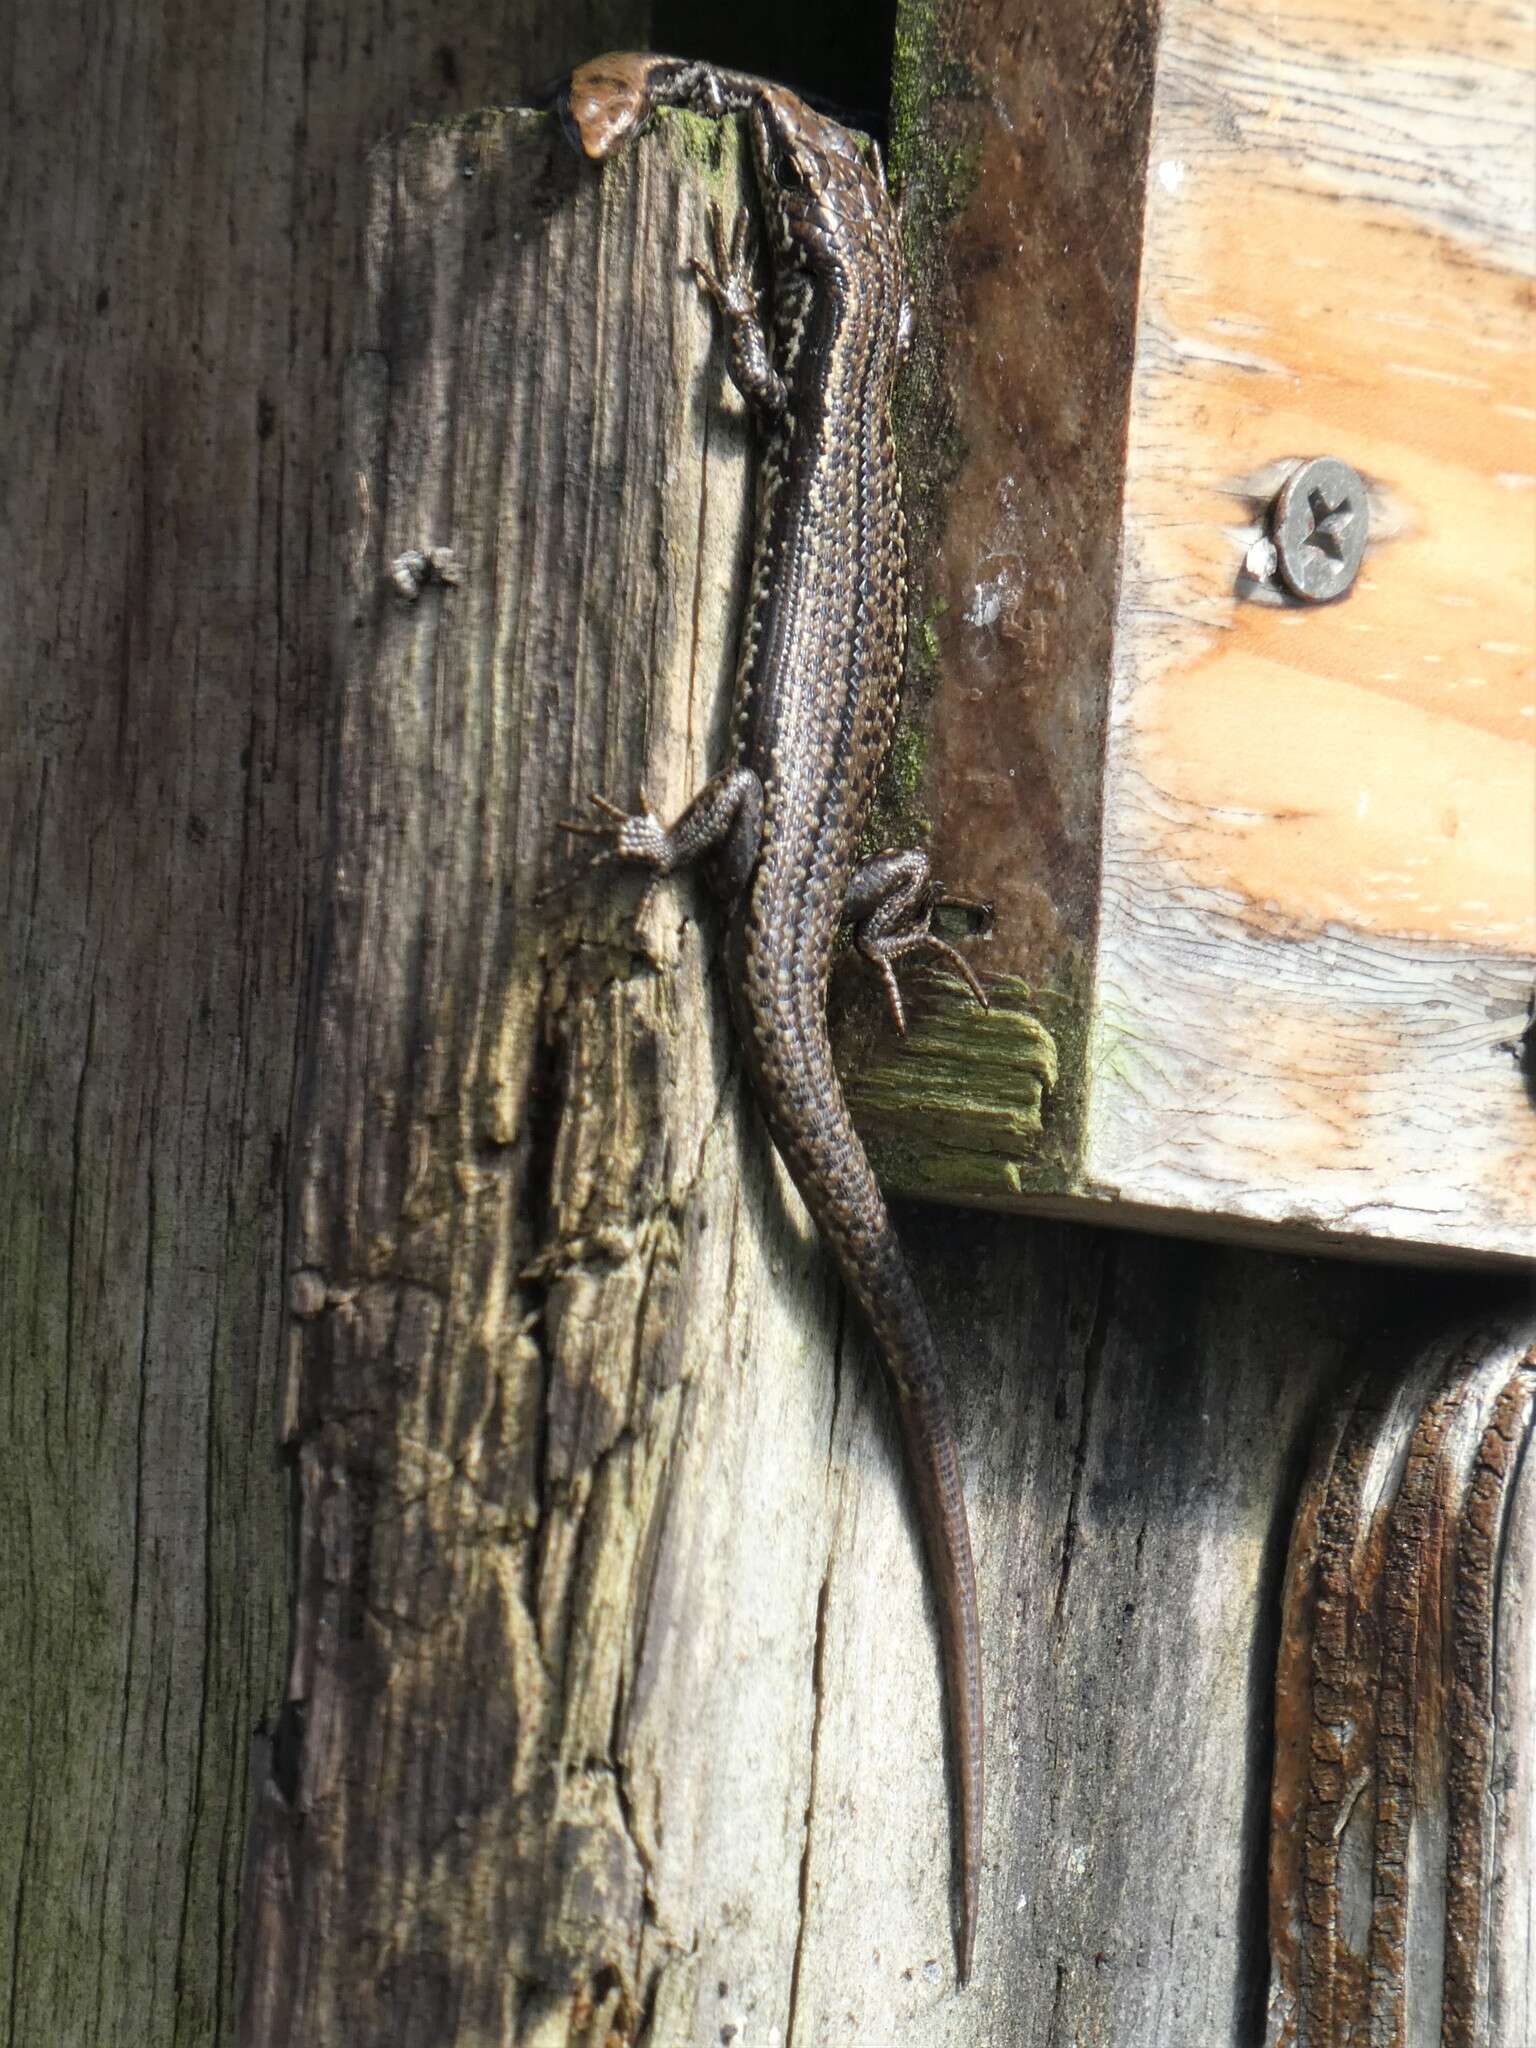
(1496, 472), (1536, 491)
(1355, 790), (1371, 819)
(1157, 159), (1186, 193)
(966, 572), (1010, 628)
(1244, 535), (1278, 581)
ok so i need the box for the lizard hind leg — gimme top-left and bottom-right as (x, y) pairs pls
(845, 848), (990, 1037)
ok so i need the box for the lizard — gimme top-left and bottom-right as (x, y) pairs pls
(556, 52), (987, 1983)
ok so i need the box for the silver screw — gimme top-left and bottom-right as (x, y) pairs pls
(1271, 456), (1368, 603)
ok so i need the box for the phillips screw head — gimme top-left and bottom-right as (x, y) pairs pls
(1270, 456), (1369, 603)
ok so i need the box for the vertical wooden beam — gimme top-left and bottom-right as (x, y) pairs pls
(241, 107), (872, 2040)
(886, 0), (1161, 1143)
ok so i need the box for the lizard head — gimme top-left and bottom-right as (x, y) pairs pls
(750, 86), (904, 289)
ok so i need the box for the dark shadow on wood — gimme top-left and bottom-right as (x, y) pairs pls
(651, 0), (897, 135)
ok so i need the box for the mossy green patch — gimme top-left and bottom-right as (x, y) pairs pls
(839, 971), (1065, 1200)
(861, 715), (932, 860)
(660, 105), (735, 172)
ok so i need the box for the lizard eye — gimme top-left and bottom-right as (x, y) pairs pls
(775, 152), (807, 194)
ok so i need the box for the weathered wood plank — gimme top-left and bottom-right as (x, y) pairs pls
(0, 6), (642, 2042)
(857, 0), (1535, 1264)
(1087, 0), (1536, 1264)
(240, 107), (859, 2043)
(875, 0), (1163, 1202)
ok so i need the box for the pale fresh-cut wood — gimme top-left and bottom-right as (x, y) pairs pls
(1084, 0), (1536, 1263)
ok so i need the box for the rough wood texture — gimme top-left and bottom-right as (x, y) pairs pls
(241, 109), (789, 2045)
(1267, 1319), (1536, 2045)
(0, 5), (640, 2043)
(859, 0), (1536, 1264)
(1086, 0), (1536, 1264)
(877, 0), (1162, 1196)
(12, 7), (1531, 2042)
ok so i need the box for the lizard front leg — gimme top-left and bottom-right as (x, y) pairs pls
(562, 766), (763, 902)
(692, 205), (787, 421)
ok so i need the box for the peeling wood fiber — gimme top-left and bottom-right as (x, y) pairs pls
(1267, 1320), (1536, 2047)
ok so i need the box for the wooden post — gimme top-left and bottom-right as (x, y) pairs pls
(240, 107), (869, 2041)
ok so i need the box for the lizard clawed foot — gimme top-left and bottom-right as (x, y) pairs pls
(541, 787), (672, 908)
(860, 931), (990, 1036)
(691, 204), (757, 320)
(870, 955), (910, 1038)
(556, 787), (672, 870)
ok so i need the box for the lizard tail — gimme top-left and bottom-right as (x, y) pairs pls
(865, 1249), (984, 1987)
(742, 993), (984, 1983)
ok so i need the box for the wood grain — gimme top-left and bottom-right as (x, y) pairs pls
(9, 6), (1531, 2041)
(1084, 0), (1536, 1264)
(245, 80), (1534, 2043)
(240, 108), (849, 2043)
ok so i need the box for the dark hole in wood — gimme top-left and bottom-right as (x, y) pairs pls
(650, 0), (896, 140)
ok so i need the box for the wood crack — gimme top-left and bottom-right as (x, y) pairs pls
(1052, 1246), (1115, 1637)
(785, 1564), (835, 2048)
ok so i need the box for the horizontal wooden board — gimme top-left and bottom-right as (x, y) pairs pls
(861, 0), (1535, 1265)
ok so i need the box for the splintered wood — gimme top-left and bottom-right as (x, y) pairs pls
(1268, 1323), (1536, 2046)
(870, 0), (1534, 1264)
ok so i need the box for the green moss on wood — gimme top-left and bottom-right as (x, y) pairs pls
(839, 972), (1063, 1200)
(662, 105), (736, 170)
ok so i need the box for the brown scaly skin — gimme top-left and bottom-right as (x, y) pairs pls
(558, 54), (987, 1984)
